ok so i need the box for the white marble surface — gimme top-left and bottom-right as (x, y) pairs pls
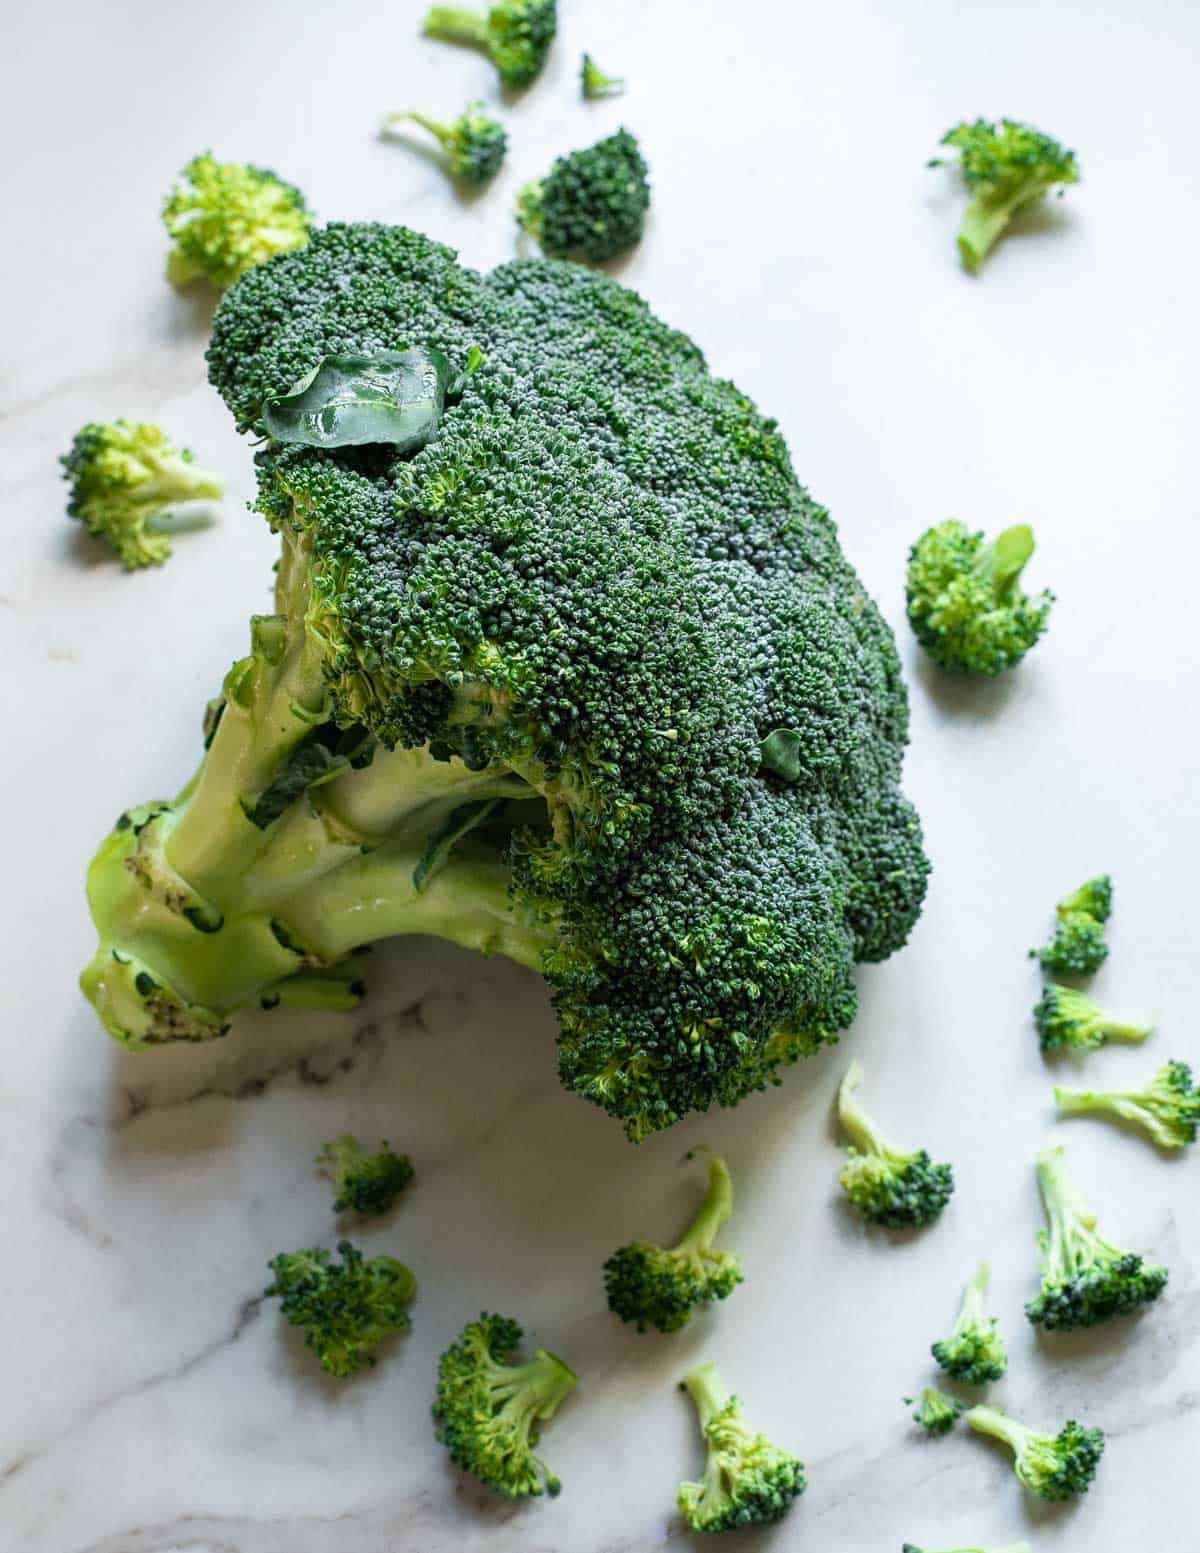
(4, 0), (1200, 1548)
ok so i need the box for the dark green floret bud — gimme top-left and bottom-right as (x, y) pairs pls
(677, 1361), (805, 1532)
(265, 1240), (416, 1376)
(1055, 1060), (1200, 1151)
(318, 1134), (414, 1215)
(931, 1260), (1006, 1384)
(907, 1387), (964, 1436)
(837, 1061), (954, 1229)
(517, 129), (650, 262)
(1032, 874), (1112, 973)
(581, 52), (624, 98)
(162, 152), (312, 290)
(1034, 984), (1152, 1054)
(383, 103), (507, 184)
(965, 1403), (1103, 1499)
(421, 0), (556, 89)
(603, 1155), (742, 1333)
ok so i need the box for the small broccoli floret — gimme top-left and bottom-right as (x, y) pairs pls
(422, 0), (556, 89)
(906, 521), (1052, 675)
(433, 1313), (577, 1499)
(1025, 1143), (1167, 1330)
(907, 1387), (965, 1436)
(931, 1260), (1006, 1384)
(1033, 984), (1152, 1054)
(965, 1403), (1103, 1500)
(516, 129), (650, 262)
(1032, 874), (1112, 973)
(382, 103), (507, 183)
(677, 1361), (805, 1532)
(61, 419), (224, 570)
(603, 1155), (742, 1333)
(317, 1134), (414, 1215)
(581, 52), (624, 98)
(930, 118), (1080, 272)
(1055, 1060), (1200, 1152)
(837, 1061), (954, 1229)
(265, 1240), (415, 1376)
(162, 153), (312, 290)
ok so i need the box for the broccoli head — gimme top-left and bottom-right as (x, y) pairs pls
(317, 1134), (414, 1215)
(603, 1154), (742, 1333)
(1055, 1060), (1200, 1152)
(677, 1361), (805, 1532)
(1033, 984), (1152, 1054)
(265, 1240), (415, 1376)
(931, 1260), (1006, 1385)
(79, 223), (929, 1142)
(965, 1404), (1103, 1500)
(908, 1387), (964, 1436)
(517, 129), (650, 262)
(837, 1062), (954, 1228)
(422, 0), (556, 89)
(433, 1313), (576, 1498)
(1032, 874), (1112, 973)
(1025, 1143), (1167, 1330)
(581, 53), (624, 99)
(906, 521), (1053, 675)
(162, 152), (312, 290)
(61, 419), (224, 570)
(930, 118), (1080, 272)
(382, 103), (507, 184)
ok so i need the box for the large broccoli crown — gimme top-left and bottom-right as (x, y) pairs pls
(162, 152), (312, 290)
(200, 224), (928, 1140)
(516, 129), (650, 262)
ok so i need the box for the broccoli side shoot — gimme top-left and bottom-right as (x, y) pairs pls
(965, 1403), (1103, 1500)
(907, 1387), (964, 1436)
(1032, 874), (1112, 974)
(422, 0), (556, 89)
(1025, 1143), (1167, 1330)
(265, 1240), (416, 1376)
(931, 1260), (1006, 1384)
(930, 118), (1080, 272)
(61, 419), (224, 570)
(1055, 1060), (1200, 1152)
(516, 128), (650, 262)
(906, 521), (1052, 675)
(433, 1313), (577, 1499)
(162, 153), (312, 290)
(317, 1134), (414, 1216)
(603, 1155), (742, 1333)
(581, 52), (624, 98)
(677, 1361), (805, 1532)
(382, 103), (507, 184)
(837, 1061), (954, 1229)
(1033, 984), (1152, 1054)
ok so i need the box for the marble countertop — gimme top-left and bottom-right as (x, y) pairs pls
(4, 0), (1200, 1548)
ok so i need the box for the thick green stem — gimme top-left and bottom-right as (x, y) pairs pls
(422, 5), (487, 46)
(957, 197), (1017, 271)
(682, 1361), (732, 1433)
(965, 1404), (1032, 1458)
(837, 1060), (895, 1159)
(954, 1259), (990, 1334)
(676, 1156), (734, 1257)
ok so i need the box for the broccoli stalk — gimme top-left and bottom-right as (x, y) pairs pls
(1032, 875), (1112, 974)
(837, 1061), (954, 1229)
(516, 129), (651, 262)
(162, 153), (312, 290)
(931, 1260), (1006, 1384)
(317, 1135), (414, 1215)
(965, 1404), (1103, 1500)
(433, 1314), (577, 1498)
(1033, 984), (1152, 1054)
(907, 1387), (964, 1436)
(382, 104), (507, 183)
(1055, 1060), (1200, 1151)
(265, 1240), (415, 1376)
(1025, 1144), (1167, 1329)
(422, 0), (557, 89)
(603, 1154), (742, 1332)
(581, 53), (624, 98)
(61, 420), (224, 570)
(677, 1361), (805, 1532)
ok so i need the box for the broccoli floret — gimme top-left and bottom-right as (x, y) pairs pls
(516, 129), (650, 262)
(422, 0), (556, 89)
(80, 224), (929, 1141)
(265, 1240), (415, 1376)
(1055, 1060), (1200, 1152)
(906, 521), (1052, 675)
(603, 1155), (742, 1332)
(965, 1404), (1103, 1500)
(317, 1134), (414, 1215)
(837, 1061), (954, 1228)
(61, 419), (224, 570)
(1025, 1143), (1167, 1330)
(1032, 874), (1112, 974)
(677, 1361), (805, 1532)
(433, 1313), (576, 1498)
(930, 118), (1080, 272)
(581, 52), (624, 98)
(931, 1260), (1006, 1384)
(907, 1387), (964, 1436)
(382, 103), (507, 184)
(162, 153), (312, 290)
(1033, 984), (1152, 1054)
